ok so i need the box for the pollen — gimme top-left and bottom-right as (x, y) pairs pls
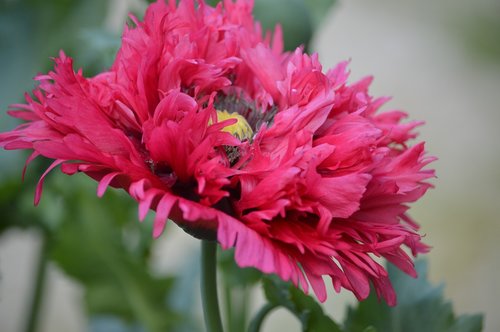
(215, 110), (253, 141)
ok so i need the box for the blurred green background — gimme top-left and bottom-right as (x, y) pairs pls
(0, 0), (498, 331)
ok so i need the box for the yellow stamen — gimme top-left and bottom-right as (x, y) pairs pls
(214, 110), (253, 141)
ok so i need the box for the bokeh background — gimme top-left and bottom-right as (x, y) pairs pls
(0, 0), (499, 331)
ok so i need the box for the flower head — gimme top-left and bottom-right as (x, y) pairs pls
(0, 0), (435, 305)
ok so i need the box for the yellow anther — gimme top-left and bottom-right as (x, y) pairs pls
(214, 110), (253, 141)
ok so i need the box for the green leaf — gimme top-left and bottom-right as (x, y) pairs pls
(262, 276), (343, 332)
(344, 260), (483, 332)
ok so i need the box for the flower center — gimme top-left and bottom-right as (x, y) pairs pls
(213, 94), (277, 135)
(216, 110), (253, 141)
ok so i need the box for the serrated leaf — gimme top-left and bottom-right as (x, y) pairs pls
(262, 276), (343, 332)
(344, 260), (483, 332)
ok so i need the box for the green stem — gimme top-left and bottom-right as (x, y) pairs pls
(24, 234), (49, 332)
(238, 286), (251, 331)
(201, 240), (224, 332)
(224, 284), (251, 332)
(247, 303), (277, 332)
(224, 282), (233, 331)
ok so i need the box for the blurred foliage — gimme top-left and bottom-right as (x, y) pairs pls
(47, 174), (183, 332)
(457, 10), (500, 64)
(0, 0), (106, 46)
(303, 0), (337, 29)
(0, 0), (117, 175)
(0, 0), (110, 90)
(260, 276), (343, 332)
(252, 0), (314, 51)
(0, 158), (54, 232)
(345, 260), (483, 332)
(242, 260), (483, 332)
(0, 162), (187, 331)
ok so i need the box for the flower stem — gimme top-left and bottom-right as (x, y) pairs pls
(201, 240), (224, 332)
(24, 234), (49, 332)
(223, 282), (233, 330)
(247, 303), (277, 332)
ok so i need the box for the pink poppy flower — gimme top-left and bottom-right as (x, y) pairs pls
(0, 0), (435, 305)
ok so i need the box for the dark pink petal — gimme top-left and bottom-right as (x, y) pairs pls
(97, 172), (121, 197)
(0, 0), (435, 307)
(153, 194), (177, 238)
(35, 159), (64, 206)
